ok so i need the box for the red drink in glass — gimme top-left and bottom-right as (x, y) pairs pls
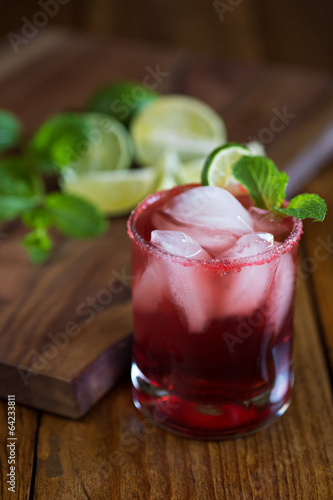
(128, 184), (302, 439)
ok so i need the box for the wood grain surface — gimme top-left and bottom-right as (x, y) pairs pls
(31, 281), (333, 500)
(0, 217), (133, 418)
(0, 29), (332, 499)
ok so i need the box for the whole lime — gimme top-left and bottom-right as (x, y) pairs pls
(87, 82), (158, 126)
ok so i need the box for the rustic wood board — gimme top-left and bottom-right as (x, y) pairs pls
(0, 29), (333, 422)
(0, 218), (133, 418)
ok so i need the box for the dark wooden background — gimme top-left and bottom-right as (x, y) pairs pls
(1, 0), (333, 73)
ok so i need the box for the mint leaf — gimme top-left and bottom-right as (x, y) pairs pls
(0, 157), (42, 220)
(0, 157), (43, 197)
(232, 156), (288, 210)
(45, 193), (107, 238)
(22, 207), (54, 229)
(232, 154), (327, 221)
(21, 228), (53, 264)
(275, 194), (327, 221)
(0, 110), (21, 153)
(0, 196), (39, 220)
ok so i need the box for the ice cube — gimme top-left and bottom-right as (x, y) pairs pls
(222, 232), (274, 259)
(149, 230), (215, 331)
(135, 257), (214, 333)
(215, 233), (276, 319)
(194, 229), (237, 257)
(132, 260), (164, 314)
(150, 230), (211, 259)
(163, 186), (253, 235)
(151, 211), (237, 257)
(166, 260), (214, 334)
(217, 261), (276, 320)
(268, 252), (295, 333)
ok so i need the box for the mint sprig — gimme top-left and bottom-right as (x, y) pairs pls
(232, 155), (327, 221)
(19, 194), (107, 263)
(0, 114), (107, 264)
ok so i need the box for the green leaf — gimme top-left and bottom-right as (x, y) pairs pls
(21, 228), (53, 264)
(0, 196), (39, 220)
(22, 207), (54, 229)
(0, 157), (42, 196)
(45, 192), (107, 238)
(275, 194), (327, 221)
(232, 156), (288, 210)
(0, 157), (42, 220)
(0, 110), (22, 153)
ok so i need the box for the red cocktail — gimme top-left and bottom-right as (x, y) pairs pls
(128, 184), (302, 439)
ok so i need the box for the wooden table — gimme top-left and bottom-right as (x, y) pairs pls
(1, 29), (333, 499)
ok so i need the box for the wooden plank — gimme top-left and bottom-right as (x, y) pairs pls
(0, 219), (133, 418)
(0, 29), (74, 83)
(301, 160), (333, 373)
(0, 400), (38, 500)
(32, 278), (333, 499)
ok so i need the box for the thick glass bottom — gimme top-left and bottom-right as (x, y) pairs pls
(131, 363), (293, 440)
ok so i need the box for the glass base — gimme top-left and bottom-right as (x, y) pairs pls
(131, 363), (293, 440)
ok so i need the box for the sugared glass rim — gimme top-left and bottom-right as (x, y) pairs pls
(127, 184), (303, 272)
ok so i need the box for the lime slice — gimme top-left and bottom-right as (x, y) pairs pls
(30, 112), (133, 174)
(87, 82), (158, 126)
(201, 142), (252, 191)
(131, 95), (226, 166)
(61, 167), (161, 216)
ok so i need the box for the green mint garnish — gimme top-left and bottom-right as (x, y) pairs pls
(232, 155), (327, 221)
(19, 195), (107, 263)
(44, 192), (107, 239)
(274, 193), (327, 221)
(0, 116), (107, 264)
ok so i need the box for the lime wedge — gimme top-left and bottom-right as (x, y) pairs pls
(61, 167), (161, 216)
(30, 112), (133, 174)
(131, 95), (226, 166)
(201, 142), (252, 191)
(87, 82), (158, 126)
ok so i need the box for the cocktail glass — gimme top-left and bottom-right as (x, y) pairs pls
(127, 184), (302, 439)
